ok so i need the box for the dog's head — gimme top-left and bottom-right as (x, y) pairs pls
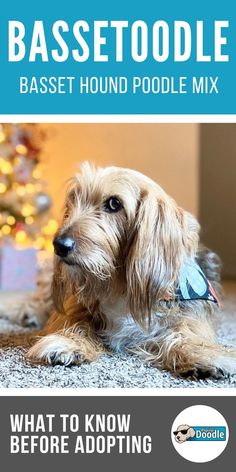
(53, 162), (199, 321)
(173, 424), (196, 443)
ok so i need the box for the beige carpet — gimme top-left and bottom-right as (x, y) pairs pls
(0, 283), (236, 388)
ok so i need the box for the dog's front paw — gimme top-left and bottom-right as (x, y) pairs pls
(180, 366), (227, 381)
(18, 302), (49, 329)
(43, 350), (82, 367)
(19, 309), (42, 328)
(27, 334), (85, 366)
(0, 300), (47, 329)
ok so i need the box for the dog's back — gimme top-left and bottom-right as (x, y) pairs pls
(196, 245), (222, 294)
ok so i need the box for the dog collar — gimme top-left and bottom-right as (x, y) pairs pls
(175, 259), (220, 305)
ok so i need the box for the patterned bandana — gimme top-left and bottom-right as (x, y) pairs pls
(176, 259), (220, 305)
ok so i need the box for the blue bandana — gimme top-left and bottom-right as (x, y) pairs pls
(176, 259), (219, 304)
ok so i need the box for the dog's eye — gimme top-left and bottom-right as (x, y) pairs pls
(104, 197), (122, 213)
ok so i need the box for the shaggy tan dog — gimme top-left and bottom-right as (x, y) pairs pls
(3, 163), (236, 379)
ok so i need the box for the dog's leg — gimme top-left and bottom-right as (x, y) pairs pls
(0, 291), (53, 329)
(0, 258), (53, 328)
(27, 302), (105, 366)
(141, 316), (236, 380)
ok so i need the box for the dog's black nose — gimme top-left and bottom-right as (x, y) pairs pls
(53, 236), (75, 257)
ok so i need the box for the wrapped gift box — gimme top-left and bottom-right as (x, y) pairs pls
(0, 244), (37, 291)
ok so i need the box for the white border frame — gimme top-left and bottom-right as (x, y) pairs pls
(0, 113), (235, 396)
(0, 388), (236, 396)
(0, 115), (236, 123)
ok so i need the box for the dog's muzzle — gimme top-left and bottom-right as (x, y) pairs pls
(53, 236), (75, 258)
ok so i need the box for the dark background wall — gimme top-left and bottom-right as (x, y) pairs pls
(200, 124), (236, 279)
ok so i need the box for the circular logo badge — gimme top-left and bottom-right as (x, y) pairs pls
(171, 405), (229, 463)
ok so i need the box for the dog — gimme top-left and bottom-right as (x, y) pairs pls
(4, 162), (236, 379)
(173, 425), (195, 443)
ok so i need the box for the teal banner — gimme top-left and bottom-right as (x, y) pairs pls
(0, 0), (235, 114)
(189, 427), (227, 441)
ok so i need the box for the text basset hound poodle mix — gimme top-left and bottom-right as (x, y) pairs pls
(5, 163), (236, 379)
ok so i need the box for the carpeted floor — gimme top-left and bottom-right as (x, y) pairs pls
(0, 283), (236, 388)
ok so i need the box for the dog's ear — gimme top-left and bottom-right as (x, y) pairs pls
(126, 190), (199, 324)
(188, 427), (196, 438)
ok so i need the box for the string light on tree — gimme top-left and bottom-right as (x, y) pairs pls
(0, 123), (57, 251)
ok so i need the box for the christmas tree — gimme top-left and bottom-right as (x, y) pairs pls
(0, 123), (57, 252)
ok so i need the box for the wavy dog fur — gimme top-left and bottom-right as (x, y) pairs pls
(5, 163), (236, 379)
